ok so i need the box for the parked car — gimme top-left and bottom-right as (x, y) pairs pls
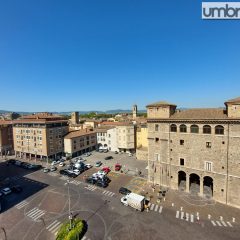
(95, 180), (108, 188)
(119, 187), (131, 195)
(128, 153), (133, 157)
(85, 177), (96, 184)
(59, 169), (69, 175)
(114, 151), (119, 154)
(115, 164), (122, 171)
(11, 185), (23, 193)
(51, 161), (57, 166)
(104, 156), (113, 160)
(14, 160), (23, 166)
(21, 162), (30, 169)
(102, 167), (111, 174)
(50, 166), (57, 172)
(99, 149), (103, 153)
(103, 149), (108, 153)
(85, 163), (92, 169)
(31, 164), (42, 170)
(83, 152), (91, 157)
(7, 159), (16, 164)
(43, 168), (50, 173)
(59, 162), (65, 167)
(95, 161), (102, 167)
(1, 187), (12, 195)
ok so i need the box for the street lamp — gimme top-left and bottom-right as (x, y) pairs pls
(66, 178), (72, 230)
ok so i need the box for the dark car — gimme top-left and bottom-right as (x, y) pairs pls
(21, 162), (30, 169)
(119, 187), (131, 195)
(7, 159), (16, 165)
(104, 156), (113, 160)
(85, 177), (96, 185)
(96, 180), (108, 188)
(30, 164), (42, 170)
(11, 185), (23, 193)
(59, 169), (69, 175)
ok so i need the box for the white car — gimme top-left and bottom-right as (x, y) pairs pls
(97, 170), (107, 176)
(85, 164), (92, 169)
(59, 162), (65, 167)
(51, 161), (57, 165)
(121, 196), (128, 206)
(73, 169), (81, 175)
(1, 187), (12, 195)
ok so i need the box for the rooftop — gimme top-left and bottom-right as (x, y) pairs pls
(225, 97), (240, 104)
(146, 101), (177, 108)
(64, 130), (96, 139)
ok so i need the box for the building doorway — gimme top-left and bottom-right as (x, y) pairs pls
(203, 176), (213, 198)
(178, 171), (186, 191)
(189, 173), (200, 195)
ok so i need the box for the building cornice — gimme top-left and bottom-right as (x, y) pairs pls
(147, 119), (240, 124)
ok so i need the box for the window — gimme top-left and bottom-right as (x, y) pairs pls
(170, 124), (177, 132)
(190, 125), (199, 133)
(180, 140), (184, 145)
(203, 125), (211, 134)
(155, 138), (159, 142)
(206, 142), (211, 148)
(215, 125), (224, 135)
(155, 153), (160, 161)
(155, 124), (159, 132)
(205, 161), (212, 172)
(180, 158), (184, 166)
(179, 124), (187, 133)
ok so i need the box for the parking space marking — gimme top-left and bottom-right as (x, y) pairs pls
(221, 221), (227, 227)
(180, 211), (184, 220)
(69, 180), (81, 186)
(176, 210), (179, 219)
(227, 222), (233, 227)
(59, 175), (68, 180)
(85, 185), (97, 191)
(26, 207), (45, 221)
(159, 206), (163, 213)
(216, 221), (222, 227)
(154, 205), (158, 212)
(102, 190), (115, 197)
(185, 213), (189, 222)
(48, 172), (59, 177)
(15, 200), (29, 209)
(211, 220), (217, 226)
(190, 214), (194, 223)
(150, 204), (155, 211)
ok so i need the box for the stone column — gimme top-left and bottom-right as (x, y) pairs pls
(200, 177), (203, 196)
(186, 173), (190, 193)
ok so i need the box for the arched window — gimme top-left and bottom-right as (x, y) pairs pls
(215, 125), (224, 135)
(155, 124), (159, 132)
(180, 124), (187, 133)
(190, 125), (199, 133)
(170, 124), (177, 132)
(203, 125), (211, 134)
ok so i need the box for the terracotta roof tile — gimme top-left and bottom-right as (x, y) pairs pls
(64, 130), (96, 139)
(146, 101), (177, 107)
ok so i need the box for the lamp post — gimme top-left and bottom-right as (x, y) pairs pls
(67, 178), (72, 230)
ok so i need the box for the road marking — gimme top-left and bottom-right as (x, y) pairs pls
(82, 236), (91, 240)
(46, 220), (58, 230)
(150, 204), (155, 211)
(216, 221), (222, 226)
(221, 221), (227, 227)
(70, 180), (81, 185)
(154, 205), (158, 212)
(227, 222), (233, 227)
(60, 175), (68, 180)
(85, 185), (97, 191)
(186, 213), (189, 222)
(190, 214), (194, 223)
(159, 206), (163, 214)
(211, 220), (216, 226)
(15, 200), (29, 209)
(26, 208), (45, 221)
(102, 190), (115, 197)
(180, 211), (184, 220)
(48, 172), (58, 177)
(50, 222), (61, 233)
(176, 211), (179, 219)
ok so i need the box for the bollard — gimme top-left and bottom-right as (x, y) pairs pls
(208, 214), (211, 220)
(196, 212), (199, 217)
(180, 207), (183, 211)
(172, 203), (174, 207)
(232, 217), (235, 223)
(220, 216), (223, 221)
(164, 197), (166, 202)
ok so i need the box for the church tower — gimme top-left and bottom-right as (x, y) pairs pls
(132, 104), (138, 119)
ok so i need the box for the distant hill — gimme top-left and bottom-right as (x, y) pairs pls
(0, 109), (147, 115)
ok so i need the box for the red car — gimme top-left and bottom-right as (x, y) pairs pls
(102, 167), (111, 174)
(115, 164), (121, 171)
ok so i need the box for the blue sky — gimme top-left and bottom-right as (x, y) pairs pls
(0, 0), (239, 112)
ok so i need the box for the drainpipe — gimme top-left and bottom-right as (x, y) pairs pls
(226, 123), (230, 205)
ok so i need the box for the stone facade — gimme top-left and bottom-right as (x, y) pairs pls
(147, 97), (240, 208)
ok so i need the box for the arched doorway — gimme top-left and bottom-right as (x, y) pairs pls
(178, 171), (186, 191)
(203, 176), (213, 198)
(189, 173), (200, 195)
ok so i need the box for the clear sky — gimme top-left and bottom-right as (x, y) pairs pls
(0, 0), (239, 112)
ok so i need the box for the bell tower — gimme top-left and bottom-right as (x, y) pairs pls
(132, 104), (138, 119)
